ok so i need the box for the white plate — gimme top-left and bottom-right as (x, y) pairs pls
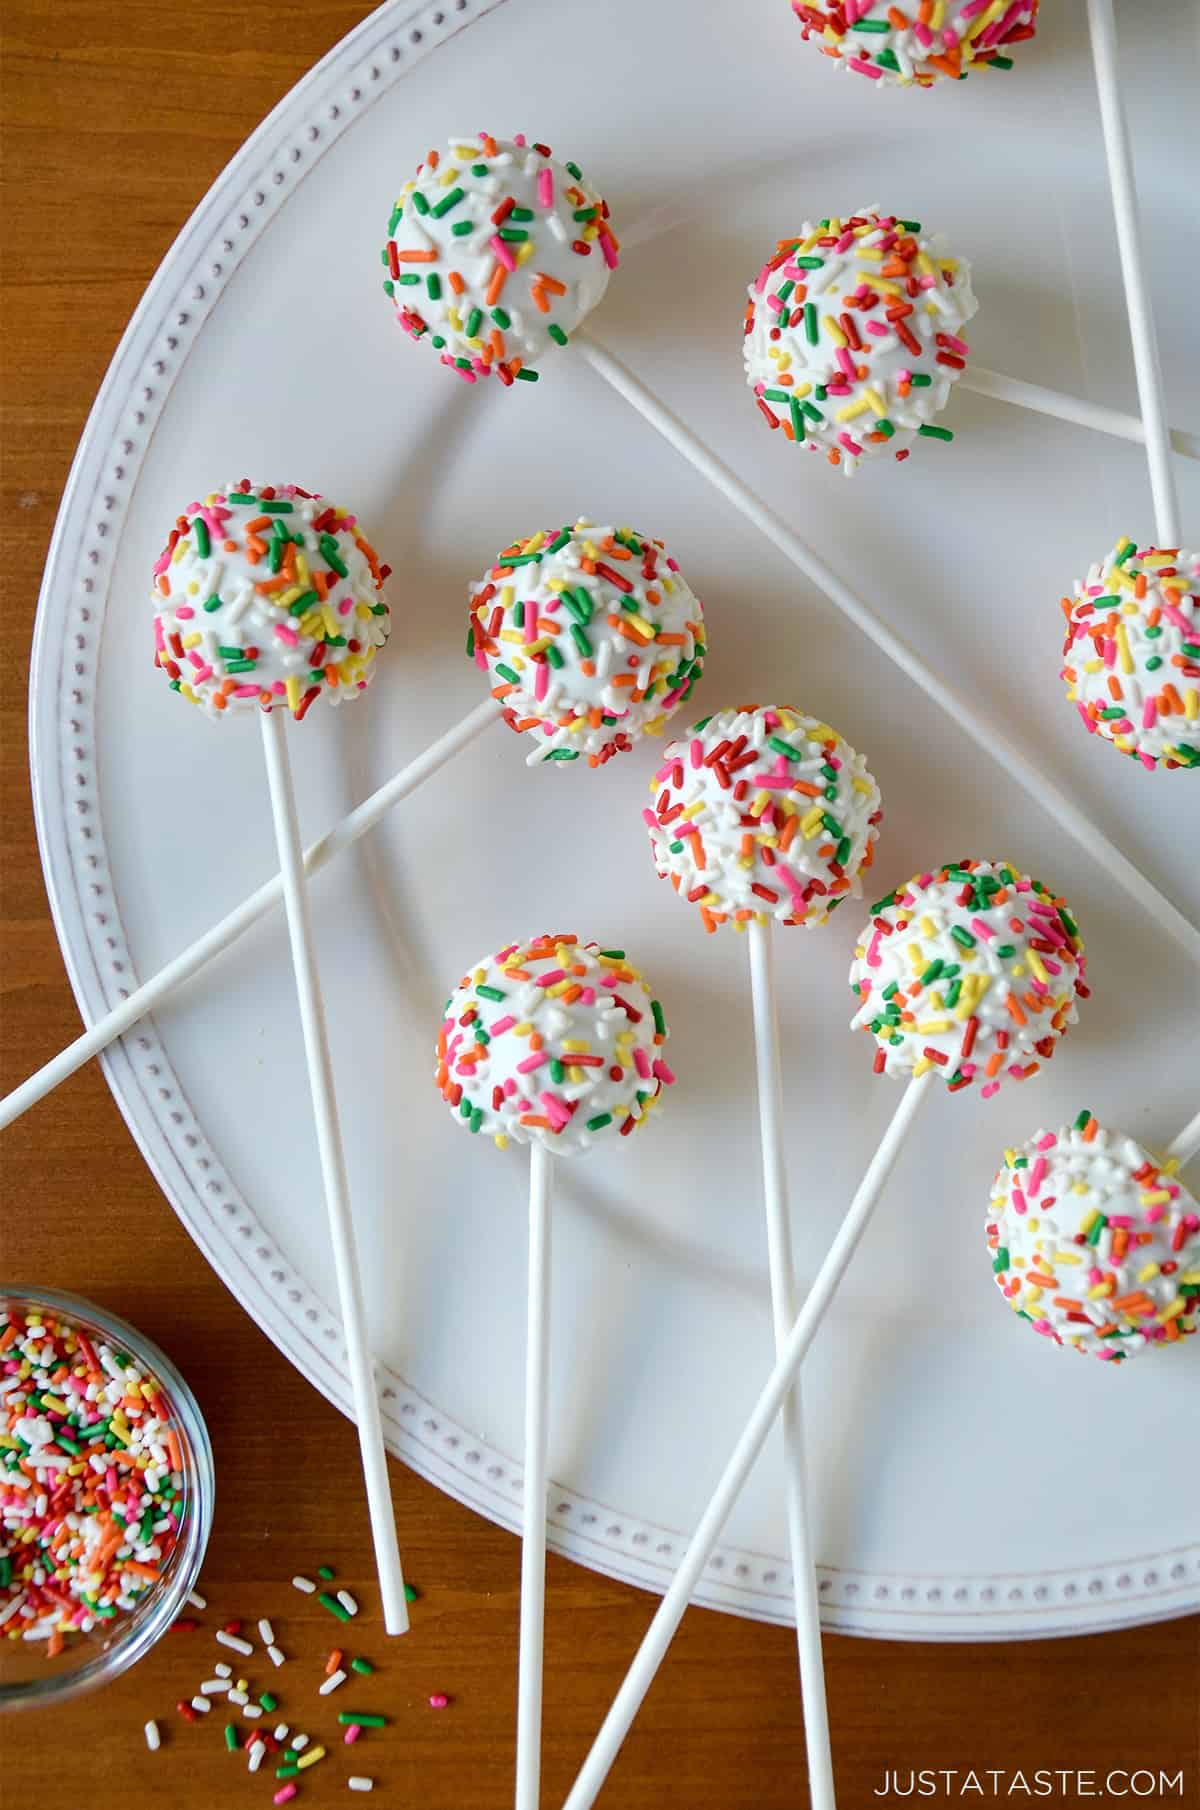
(30, 0), (1200, 1640)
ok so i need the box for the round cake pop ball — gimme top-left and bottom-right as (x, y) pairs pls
(152, 480), (391, 720)
(743, 209), (977, 472)
(644, 706), (883, 933)
(790, 1), (1039, 87)
(849, 860), (1087, 1095)
(381, 132), (618, 386)
(436, 936), (674, 1153)
(988, 1109), (1200, 1360)
(468, 520), (707, 768)
(1060, 539), (1200, 772)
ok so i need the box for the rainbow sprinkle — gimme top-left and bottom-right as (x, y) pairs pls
(468, 520), (706, 767)
(987, 1111), (1200, 1359)
(849, 859), (1088, 1096)
(1, 1305), (191, 1653)
(644, 705), (883, 933)
(790, 1), (1040, 87)
(436, 936), (673, 1153)
(381, 133), (617, 386)
(152, 482), (391, 720)
(743, 211), (977, 472)
(1060, 540), (1200, 771)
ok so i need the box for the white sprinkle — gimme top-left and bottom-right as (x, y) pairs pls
(247, 1740), (266, 1774)
(228, 1688), (249, 1706)
(274, 1725), (289, 1742)
(291, 1575), (316, 1594)
(187, 1589), (207, 1610)
(144, 1719), (161, 1752)
(242, 1703), (263, 1720)
(348, 1781), (374, 1794)
(293, 1733), (309, 1753)
(257, 1618), (275, 1646)
(214, 1662), (232, 1679)
(319, 1669), (347, 1696)
(268, 1644), (286, 1668)
(336, 1590), (358, 1617)
(199, 1679), (229, 1695)
(216, 1631), (253, 1656)
(190, 1696), (212, 1715)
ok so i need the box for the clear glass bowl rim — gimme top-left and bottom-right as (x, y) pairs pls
(0, 1282), (215, 1711)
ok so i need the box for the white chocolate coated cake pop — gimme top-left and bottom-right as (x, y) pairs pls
(1060, 540), (1200, 772)
(790, 1), (1040, 87)
(152, 481), (390, 719)
(468, 520), (707, 768)
(643, 706), (882, 933)
(436, 936), (674, 1154)
(988, 1110), (1200, 1360)
(848, 860), (1087, 1095)
(381, 132), (617, 386)
(743, 210), (977, 472)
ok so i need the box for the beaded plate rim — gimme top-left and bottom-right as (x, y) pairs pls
(27, 0), (1200, 1639)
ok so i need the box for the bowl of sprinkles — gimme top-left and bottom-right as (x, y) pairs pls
(0, 1287), (213, 1708)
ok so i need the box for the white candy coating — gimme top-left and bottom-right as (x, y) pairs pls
(436, 937), (673, 1154)
(1060, 540), (1200, 771)
(988, 1117), (1200, 1360)
(152, 482), (389, 719)
(790, 1), (1040, 87)
(848, 861), (1087, 1094)
(743, 209), (977, 472)
(644, 706), (882, 931)
(383, 133), (616, 384)
(469, 520), (707, 767)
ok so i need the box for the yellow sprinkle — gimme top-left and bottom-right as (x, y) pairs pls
(181, 632), (202, 651)
(1157, 1298), (1187, 1324)
(822, 316), (847, 348)
(1184, 689), (1198, 721)
(296, 1746), (326, 1772)
(285, 676), (301, 713)
(1137, 1262), (1161, 1284)
(1140, 1189), (1172, 1206)
(836, 398), (873, 423)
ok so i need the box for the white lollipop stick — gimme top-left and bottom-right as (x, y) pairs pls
(1086, 0), (1181, 548)
(559, 1075), (932, 1810)
(1166, 1107), (1200, 1169)
(572, 329), (1200, 968)
(0, 697), (500, 1132)
(259, 707), (408, 1636)
(960, 366), (1200, 466)
(746, 920), (834, 1810)
(516, 1143), (554, 1810)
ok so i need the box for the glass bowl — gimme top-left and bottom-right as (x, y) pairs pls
(0, 1285), (214, 1709)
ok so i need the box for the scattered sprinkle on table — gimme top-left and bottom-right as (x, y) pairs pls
(348, 1780), (374, 1793)
(292, 1575), (316, 1594)
(429, 1692), (449, 1709)
(216, 1629), (253, 1655)
(319, 1668), (347, 1695)
(144, 1719), (161, 1752)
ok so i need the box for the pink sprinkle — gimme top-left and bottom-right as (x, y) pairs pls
(274, 623), (299, 646)
(490, 234), (517, 272)
(517, 1054), (547, 1075)
(534, 659), (550, 702)
(175, 605), (195, 620)
(835, 347), (857, 382)
(981, 1082), (1000, 1099)
(429, 1694), (449, 1710)
(1142, 700), (1157, 729)
(1012, 1188), (1028, 1216)
(490, 1015), (516, 1036)
(598, 230), (619, 270)
(837, 433), (863, 456)
(642, 807), (658, 830)
(536, 168), (553, 208)
(849, 56), (883, 77)
(274, 1789), (298, 1806)
(652, 1060), (675, 1085)
(344, 1725), (362, 1746)
(633, 1047), (651, 1080)
(233, 684), (260, 697)
(1028, 1157), (1047, 1195)
(1036, 1133), (1057, 1150)
(971, 917), (995, 942)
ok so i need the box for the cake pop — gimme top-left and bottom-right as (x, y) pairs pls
(743, 210), (977, 472)
(436, 935), (673, 1153)
(1060, 540), (1200, 771)
(644, 705), (882, 930)
(988, 1109), (1200, 1359)
(790, 2), (1040, 87)
(849, 860), (1088, 1095)
(381, 133), (617, 386)
(468, 520), (706, 767)
(152, 480), (390, 719)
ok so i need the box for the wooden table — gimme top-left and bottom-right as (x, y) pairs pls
(2, 5), (1196, 1802)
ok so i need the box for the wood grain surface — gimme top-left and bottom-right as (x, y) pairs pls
(1, 4), (1197, 1804)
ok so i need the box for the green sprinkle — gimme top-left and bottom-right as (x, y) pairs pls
(452, 220), (474, 237)
(411, 190), (429, 215)
(587, 1112), (613, 1131)
(794, 256), (824, 270)
(224, 493), (260, 506)
(260, 1692), (278, 1712)
(476, 984), (506, 1001)
(804, 302), (819, 345)
(491, 307), (512, 328)
(986, 52), (1013, 68)
(994, 944), (1016, 959)
(192, 517), (211, 559)
(562, 588), (592, 625)
(1073, 1108), (1093, 1131)
(426, 272), (442, 301)
(1146, 656), (1164, 671)
(203, 593), (223, 613)
(874, 418), (895, 438)
(1086, 1214), (1108, 1247)
(431, 186), (464, 217)
(950, 926), (976, 950)
(337, 1713), (387, 1728)
(909, 373), (933, 388)
(465, 306), (483, 337)
(276, 1765), (300, 1780)
(547, 324), (568, 347)
(224, 1723), (241, 1751)
(565, 161), (583, 180)
(545, 747), (579, 760)
(494, 662), (521, 684)
(767, 735), (800, 760)
(397, 272), (419, 286)
(404, 1583), (419, 1603)
(570, 623), (592, 658)
(651, 999), (666, 1036)
(319, 534), (349, 577)
(918, 424), (954, 441)
(222, 660), (257, 674)
(544, 643), (565, 670)
(498, 228), (529, 243)
(875, 47), (901, 70)
(388, 205), (403, 234)
(351, 1657), (374, 1676)
(471, 163), (489, 177)
(549, 1060), (565, 1085)
(318, 1591), (351, 1622)
(259, 500), (293, 514)
(288, 589), (320, 616)
(850, 14), (889, 27)
(919, 960), (944, 987)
